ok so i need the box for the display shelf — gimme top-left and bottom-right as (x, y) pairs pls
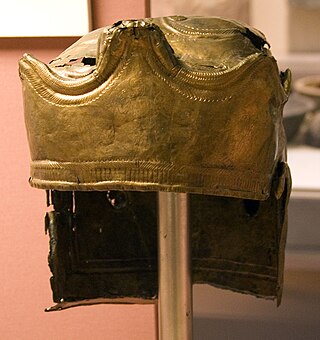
(287, 146), (320, 194)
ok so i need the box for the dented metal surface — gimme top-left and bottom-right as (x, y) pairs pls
(19, 16), (291, 308)
(20, 16), (290, 200)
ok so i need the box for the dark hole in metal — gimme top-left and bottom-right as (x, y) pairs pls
(243, 199), (260, 217)
(82, 57), (96, 66)
(242, 28), (270, 50)
(112, 20), (123, 28)
(106, 191), (128, 209)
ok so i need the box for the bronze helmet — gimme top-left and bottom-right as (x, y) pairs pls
(20, 16), (291, 309)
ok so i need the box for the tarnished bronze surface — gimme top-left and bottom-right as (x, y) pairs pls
(45, 172), (290, 310)
(20, 16), (290, 200)
(19, 16), (291, 308)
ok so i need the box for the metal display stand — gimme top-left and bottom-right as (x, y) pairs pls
(158, 192), (193, 340)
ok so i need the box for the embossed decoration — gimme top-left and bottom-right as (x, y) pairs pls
(19, 16), (291, 309)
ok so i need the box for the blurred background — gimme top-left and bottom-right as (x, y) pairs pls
(0, 0), (319, 339)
